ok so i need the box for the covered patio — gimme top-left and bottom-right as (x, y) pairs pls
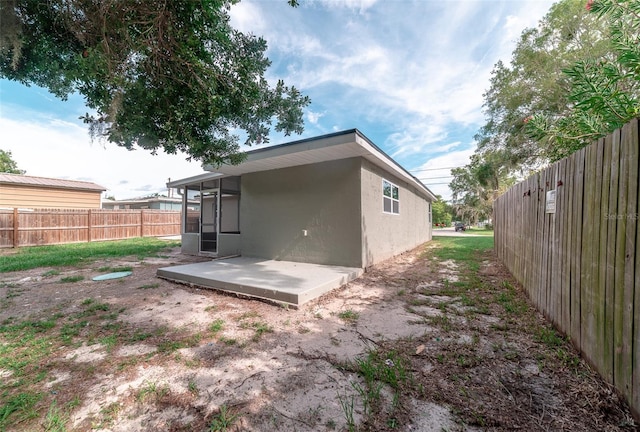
(157, 257), (363, 307)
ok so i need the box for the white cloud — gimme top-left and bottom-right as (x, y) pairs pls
(2, 0), (557, 206)
(0, 117), (204, 200)
(317, 0), (379, 13)
(306, 109), (325, 124)
(413, 147), (476, 201)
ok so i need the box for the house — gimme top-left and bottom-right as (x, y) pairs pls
(102, 195), (197, 211)
(165, 129), (435, 269)
(0, 173), (106, 209)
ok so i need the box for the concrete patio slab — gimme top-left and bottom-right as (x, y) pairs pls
(156, 257), (364, 307)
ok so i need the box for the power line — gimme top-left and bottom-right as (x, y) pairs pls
(421, 182), (452, 185)
(418, 176), (454, 181)
(410, 166), (463, 173)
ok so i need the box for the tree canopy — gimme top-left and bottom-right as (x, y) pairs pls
(431, 196), (453, 226)
(0, 149), (25, 174)
(474, 0), (613, 170)
(450, 0), (640, 220)
(526, 0), (640, 151)
(0, 0), (310, 166)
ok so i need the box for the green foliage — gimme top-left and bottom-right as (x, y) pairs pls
(0, 392), (42, 428)
(449, 151), (515, 225)
(0, 238), (179, 272)
(476, 0), (611, 168)
(59, 275), (84, 283)
(209, 319), (225, 334)
(43, 401), (68, 432)
(431, 196), (452, 226)
(0, 1), (310, 165)
(0, 149), (24, 174)
(526, 0), (640, 154)
(337, 309), (360, 323)
(453, 0), (637, 219)
(209, 405), (240, 432)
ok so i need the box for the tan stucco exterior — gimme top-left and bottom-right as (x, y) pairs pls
(359, 158), (431, 268)
(240, 158), (363, 267)
(169, 129), (435, 267)
(238, 157), (432, 268)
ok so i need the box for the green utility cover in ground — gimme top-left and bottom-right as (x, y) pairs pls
(92, 271), (132, 281)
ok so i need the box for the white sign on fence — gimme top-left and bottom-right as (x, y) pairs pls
(546, 190), (556, 214)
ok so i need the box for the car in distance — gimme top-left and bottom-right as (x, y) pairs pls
(454, 222), (466, 232)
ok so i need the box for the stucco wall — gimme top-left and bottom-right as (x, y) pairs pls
(181, 233), (199, 255)
(240, 158), (363, 267)
(360, 159), (432, 267)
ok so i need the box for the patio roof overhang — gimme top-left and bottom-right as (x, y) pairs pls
(169, 129), (436, 201)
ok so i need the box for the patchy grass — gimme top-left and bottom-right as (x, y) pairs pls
(136, 283), (160, 290)
(209, 319), (225, 334)
(427, 236), (493, 272)
(41, 270), (60, 278)
(336, 348), (413, 429)
(97, 265), (134, 273)
(0, 229), (635, 431)
(208, 404), (240, 432)
(338, 309), (360, 324)
(59, 275), (84, 283)
(0, 238), (179, 273)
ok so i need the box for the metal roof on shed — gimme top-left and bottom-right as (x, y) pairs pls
(0, 173), (106, 192)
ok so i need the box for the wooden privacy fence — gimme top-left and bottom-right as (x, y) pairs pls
(0, 208), (181, 248)
(494, 118), (639, 419)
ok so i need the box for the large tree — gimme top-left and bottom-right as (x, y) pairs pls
(0, 149), (25, 174)
(431, 196), (453, 226)
(0, 0), (310, 165)
(475, 0), (613, 169)
(450, 0), (630, 221)
(449, 150), (516, 225)
(526, 0), (640, 152)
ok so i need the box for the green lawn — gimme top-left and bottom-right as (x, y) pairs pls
(428, 236), (494, 272)
(463, 227), (494, 236)
(0, 238), (180, 273)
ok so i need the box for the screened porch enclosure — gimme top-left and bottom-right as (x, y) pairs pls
(181, 176), (241, 256)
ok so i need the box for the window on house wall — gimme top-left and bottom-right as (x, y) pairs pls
(382, 179), (399, 214)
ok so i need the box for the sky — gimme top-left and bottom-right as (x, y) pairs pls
(0, 0), (556, 201)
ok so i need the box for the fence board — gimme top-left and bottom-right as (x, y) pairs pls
(571, 147), (586, 348)
(581, 143), (597, 367)
(623, 120), (638, 403)
(494, 119), (639, 421)
(560, 157), (571, 332)
(600, 132), (615, 383)
(0, 208), (180, 248)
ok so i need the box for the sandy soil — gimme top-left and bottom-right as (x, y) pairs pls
(0, 244), (636, 431)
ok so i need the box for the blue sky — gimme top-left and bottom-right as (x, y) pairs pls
(0, 0), (555, 201)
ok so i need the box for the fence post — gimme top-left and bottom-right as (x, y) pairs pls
(140, 210), (145, 237)
(87, 209), (92, 242)
(12, 208), (18, 248)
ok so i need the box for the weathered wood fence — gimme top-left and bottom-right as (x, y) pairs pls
(0, 208), (181, 248)
(494, 119), (639, 420)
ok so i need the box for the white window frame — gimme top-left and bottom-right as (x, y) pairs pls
(382, 179), (400, 215)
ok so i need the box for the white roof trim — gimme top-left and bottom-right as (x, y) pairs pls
(167, 172), (223, 188)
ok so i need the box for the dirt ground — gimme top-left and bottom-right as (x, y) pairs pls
(0, 242), (637, 431)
